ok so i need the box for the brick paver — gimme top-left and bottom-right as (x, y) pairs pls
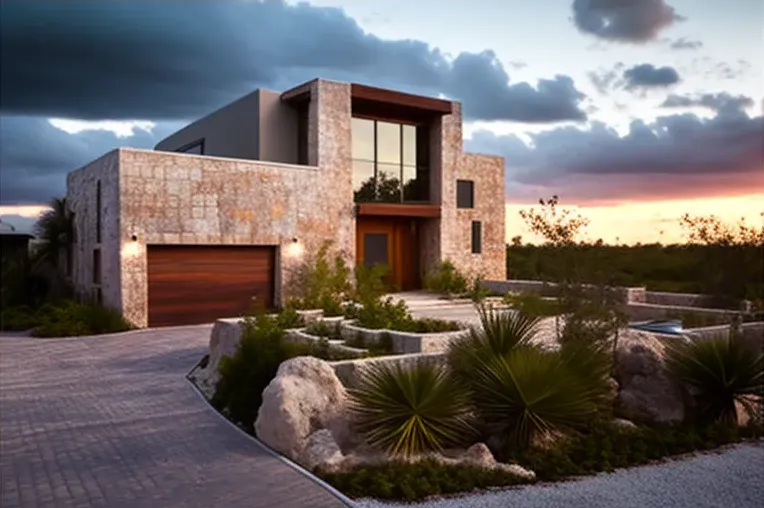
(0, 327), (350, 508)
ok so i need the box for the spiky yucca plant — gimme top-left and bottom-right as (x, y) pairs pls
(471, 346), (602, 450)
(666, 334), (764, 425)
(447, 306), (540, 382)
(348, 363), (474, 458)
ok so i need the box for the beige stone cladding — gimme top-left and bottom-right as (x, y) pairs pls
(67, 151), (123, 312)
(435, 102), (506, 281)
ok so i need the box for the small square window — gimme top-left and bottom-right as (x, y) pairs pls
(457, 180), (474, 208)
(471, 221), (482, 254)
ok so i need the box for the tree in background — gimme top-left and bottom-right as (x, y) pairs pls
(33, 197), (73, 270)
(680, 212), (764, 310)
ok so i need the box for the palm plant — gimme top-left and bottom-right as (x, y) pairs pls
(447, 306), (540, 381)
(666, 334), (764, 425)
(348, 362), (474, 458)
(471, 346), (602, 450)
(33, 197), (73, 269)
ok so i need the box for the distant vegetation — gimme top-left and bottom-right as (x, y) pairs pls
(508, 198), (763, 305)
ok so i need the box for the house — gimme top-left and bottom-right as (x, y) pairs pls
(66, 79), (506, 328)
(0, 219), (34, 267)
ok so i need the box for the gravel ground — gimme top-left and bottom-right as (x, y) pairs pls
(355, 441), (764, 508)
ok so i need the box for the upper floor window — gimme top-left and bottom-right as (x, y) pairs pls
(96, 180), (102, 243)
(352, 118), (430, 203)
(471, 221), (482, 254)
(176, 139), (204, 155)
(456, 180), (474, 209)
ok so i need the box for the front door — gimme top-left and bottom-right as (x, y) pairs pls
(356, 217), (420, 291)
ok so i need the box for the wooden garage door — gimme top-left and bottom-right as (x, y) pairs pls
(147, 245), (275, 327)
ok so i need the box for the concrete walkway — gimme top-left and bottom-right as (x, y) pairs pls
(0, 327), (350, 508)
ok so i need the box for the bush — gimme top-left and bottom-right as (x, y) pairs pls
(348, 362), (474, 457)
(32, 300), (135, 338)
(503, 293), (561, 317)
(510, 421), (760, 481)
(212, 313), (313, 429)
(287, 241), (351, 314)
(355, 296), (412, 330)
(666, 333), (764, 425)
(352, 263), (389, 305)
(424, 260), (468, 297)
(0, 305), (37, 331)
(318, 459), (529, 502)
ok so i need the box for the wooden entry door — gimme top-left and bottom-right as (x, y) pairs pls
(356, 217), (420, 291)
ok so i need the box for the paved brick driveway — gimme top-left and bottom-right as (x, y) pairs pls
(0, 327), (350, 508)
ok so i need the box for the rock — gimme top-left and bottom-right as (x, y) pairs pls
(190, 319), (245, 398)
(614, 330), (686, 424)
(612, 418), (638, 430)
(255, 356), (354, 462)
(607, 377), (620, 402)
(735, 395), (762, 427)
(430, 443), (536, 481)
(300, 429), (345, 472)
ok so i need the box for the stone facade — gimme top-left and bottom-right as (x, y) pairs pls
(67, 78), (507, 327)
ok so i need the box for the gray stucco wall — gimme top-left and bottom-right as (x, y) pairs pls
(154, 90), (262, 160)
(258, 90), (299, 164)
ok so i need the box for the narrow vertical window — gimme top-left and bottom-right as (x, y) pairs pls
(471, 221), (482, 254)
(457, 180), (474, 208)
(96, 180), (102, 243)
(93, 249), (101, 285)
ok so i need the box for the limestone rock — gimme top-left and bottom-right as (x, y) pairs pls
(300, 429), (345, 472)
(255, 356), (352, 462)
(190, 319), (245, 398)
(614, 330), (686, 424)
(612, 418), (638, 430)
(430, 443), (536, 481)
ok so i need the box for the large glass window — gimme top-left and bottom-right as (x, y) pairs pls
(351, 118), (429, 203)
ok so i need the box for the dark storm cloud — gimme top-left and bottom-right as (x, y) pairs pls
(622, 64), (680, 89)
(661, 93), (755, 114)
(0, 117), (182, 205)
(0, 0), (587, 124)
(467, 104), (764, 204)
(572, 0), (682, 43)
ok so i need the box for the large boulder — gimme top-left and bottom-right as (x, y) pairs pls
(189, 319), (245, 398)
(614, 330), (686, 424)
(300, 429), (345, 472)
(255, 356), (354, 463)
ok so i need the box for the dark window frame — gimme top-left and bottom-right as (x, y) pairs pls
(457, 180), (474, 209)
(175, 138), (205, 155)
(351, 117), (429, 203)
(96, 180), (102, 243)
(471, 221), (482, 254)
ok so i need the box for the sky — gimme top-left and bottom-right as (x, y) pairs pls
(0, 0), (762, 243)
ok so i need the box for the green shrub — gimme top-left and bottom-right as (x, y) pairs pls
(348, 363), (474, 457)
(288, 241), (351, 313)
(468, 275), (490, 303)
(353, 263), (389, 305)
(304, 321), (341, 339)
(0, 305), (37, 331)
(503, 293), (561, 317)
(212, 314), (313, 429)
(395, 318), (463, 333)
(32, 300), (134, 338)
(666, 333), (764, 425)
(355, 297), (412, 330)
(510, 421), (759, 481)
(424, 260), (468, 297)
(273, 306), (304, 330)
(318, 459), (530, 502)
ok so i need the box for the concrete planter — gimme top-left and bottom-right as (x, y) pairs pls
(339, 320), (468, 354)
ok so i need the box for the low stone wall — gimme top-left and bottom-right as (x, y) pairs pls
(685, 321), (764, 353)
(486, 279), (646, 304)
(622, 303), (739, 324)
(340, 321), (468, 354)
(645, 291), (715, 308)
(330, 352), (447, 388)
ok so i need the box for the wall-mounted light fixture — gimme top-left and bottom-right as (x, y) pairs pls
(285, 236), (304, 258)
(131, 234), (138, 242)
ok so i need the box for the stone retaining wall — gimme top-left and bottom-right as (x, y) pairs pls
(621, 303), (739, 323)
(330, 352), (446, 388)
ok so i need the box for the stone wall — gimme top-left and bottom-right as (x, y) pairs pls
(645, 291), (717, 308)
(436, 103), (506, 281)
(66, 151), (123, 313)
(486, 279), (647, 304)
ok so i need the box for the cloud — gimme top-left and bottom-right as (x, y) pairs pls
(572, 0), (683, 43)
(0, 116), (183, 204)
(668, 37), (703, 50)
(0, 1), (587, 125)
(467, 105), (764, 205)
(661, 93), (755, 114)
(623, 63), (680, 89)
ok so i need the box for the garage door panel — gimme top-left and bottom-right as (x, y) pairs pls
(147, 245), (275, 327)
